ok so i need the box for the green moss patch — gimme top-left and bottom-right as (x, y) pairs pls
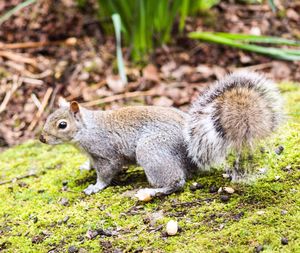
(1, 83), (300, 252)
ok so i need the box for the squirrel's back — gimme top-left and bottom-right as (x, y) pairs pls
(185, 71), (283, 169)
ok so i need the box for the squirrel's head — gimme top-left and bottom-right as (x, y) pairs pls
(39, 100), (83, 145)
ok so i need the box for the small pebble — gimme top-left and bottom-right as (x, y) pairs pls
(257, 211), (265, 215)
(218, 187), (223, 194)
(59, 198), (69, 206)
(274, 145), (284, 155)
(281, 210), (288, 215)
(166, 220), (178, 236)
(189, 182), (204, 191)
(86, 229), (99, 240)
(220, 195), (230, 202)
(274, 175), (281, 181)
(255, 245), (264, 252)
(62, 180), (69, 186)
(63, 216), (70, 223)
(258, 168), (268, 174)
(223, 187), (235, 194)
(68, 246), (79, 253)
(62, 186), (68, 191)
(209, 186), (218, 193)
(281, 237), (288, 245)
(31, 235), (43, 244)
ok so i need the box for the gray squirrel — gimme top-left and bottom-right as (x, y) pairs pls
(40, 71), (283, 197)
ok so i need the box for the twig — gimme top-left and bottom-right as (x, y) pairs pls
(0, 37), (77, 50)
(82, 90), (158, 107)
(4, 61), (52, 79)
(28, 87), (53, 131)
(0, 172), (37, 186)
(0, 51), (38, 68)
(0, 76), (23, 114)
(235, 62), (274, 71)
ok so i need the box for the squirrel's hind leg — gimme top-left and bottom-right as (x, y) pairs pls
(136, 135), (187, 197)
(227, 150), (256, 183)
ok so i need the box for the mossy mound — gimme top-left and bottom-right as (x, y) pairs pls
(1, 83), (300, 253)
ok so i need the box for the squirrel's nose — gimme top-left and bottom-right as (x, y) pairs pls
(39, 134), (46, 143)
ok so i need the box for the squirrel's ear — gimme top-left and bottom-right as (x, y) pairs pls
(70, 101), (80, 114)
(58, 97), (69, 107)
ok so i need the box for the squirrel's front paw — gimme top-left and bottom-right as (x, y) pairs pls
(83, 182), (107, 195)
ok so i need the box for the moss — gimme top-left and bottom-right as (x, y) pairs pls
(1, 83), (300, 252)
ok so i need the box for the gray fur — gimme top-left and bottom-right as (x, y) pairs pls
(40, 71), (283, 195)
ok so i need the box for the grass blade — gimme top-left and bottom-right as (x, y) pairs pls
(213, 32), (300, 46)
(0, 0), (37, 26)
(188, 32), (300, 61)
(179, 0), (190, 32)
(268, 0), (276, 12)
(112, 13), (128, 84)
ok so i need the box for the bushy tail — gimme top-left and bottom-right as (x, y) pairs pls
(184, 71), (283, 169)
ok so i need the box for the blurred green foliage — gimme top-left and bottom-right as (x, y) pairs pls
(81, 0), (219, 61)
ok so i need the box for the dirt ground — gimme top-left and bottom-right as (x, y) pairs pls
(0, 0), (300, 147)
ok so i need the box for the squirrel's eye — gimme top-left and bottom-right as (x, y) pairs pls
(58, 121), (67, 129)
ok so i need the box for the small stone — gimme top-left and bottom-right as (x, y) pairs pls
(257, 210), (265, 215)
(220, 195), (230, 202)
(68, 246), (79, 253)
(274, 145), (284, 155)
(86, 229), (99, 240)
(274, 175), (281, 181)
(209, 186), (218, 193)
(281, 238), (288, 245)
(281, 210), (288, 215)
(62, 186), (68, 191)
(255, 245), (264, 252)
(63, 216), (70, 223)
(166, 220), (178, 236)
(282, 165), (292, 172)
(218, 187), (223, 194)
(258, 168), (268, 174)
(59, 198), (69, 206)
(189, 182), (203, 191)
(285, 165), (292, 170)
(62, 180), (69, 186)
(223, 187), (235, 194)
(31, 235), (43, 244)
